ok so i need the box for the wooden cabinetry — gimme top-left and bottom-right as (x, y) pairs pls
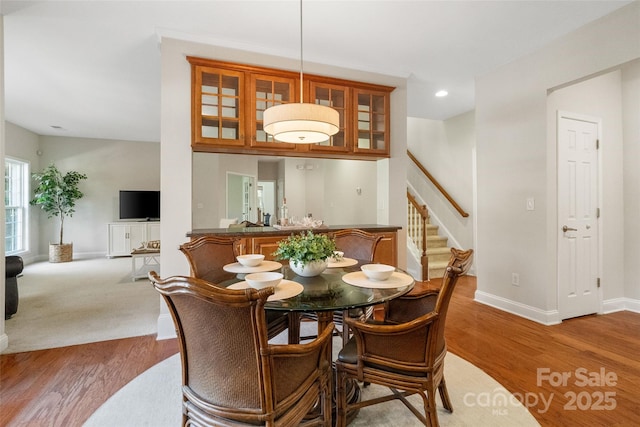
(188, 56), (393, 160)
(108, 222), (160, 257)
(353, 89), (390, 156)
(307, 81), (350, 154)
(191, 64), (245, 147)
(250, 73), (297, 150)
(248, 236), (283, 261)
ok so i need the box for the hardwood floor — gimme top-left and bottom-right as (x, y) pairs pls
(1, 276), (639, 426)
(442, 276), (640, 427)
(0, 336), (178, 427)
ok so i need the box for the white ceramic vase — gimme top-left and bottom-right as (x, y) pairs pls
(289, 259), (328, 277)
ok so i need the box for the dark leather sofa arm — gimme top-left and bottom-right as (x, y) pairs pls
(5, 255), (24, 319)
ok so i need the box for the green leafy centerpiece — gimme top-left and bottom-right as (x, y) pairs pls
(273, 231), (337, 277)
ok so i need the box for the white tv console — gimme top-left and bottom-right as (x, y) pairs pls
(107, 221), (160, 257)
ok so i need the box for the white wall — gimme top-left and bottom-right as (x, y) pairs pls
(192, 152), (222, 229)
(322, 159), (378, 226)
(475, 2), (639, 323)
(407, 111), (475, 252)
(622, 59), (640, 301)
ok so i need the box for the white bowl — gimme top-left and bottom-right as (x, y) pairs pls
(245, 272), (283, 290)
(236, 254), (265, 267)
(361, 264), (395, 281)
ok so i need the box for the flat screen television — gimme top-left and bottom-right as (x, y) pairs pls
(119, 190), (160, 220)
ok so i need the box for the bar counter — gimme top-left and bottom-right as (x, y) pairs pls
(186, 224), (402, 266)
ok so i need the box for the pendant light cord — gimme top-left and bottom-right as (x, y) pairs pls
(299, 0), (304, 103)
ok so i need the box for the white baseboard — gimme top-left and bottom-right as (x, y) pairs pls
(474, 290), (562, 325)
(24, 251), (108, 264)
(602, 297), (640, 314)
(156, 313), (177, 340)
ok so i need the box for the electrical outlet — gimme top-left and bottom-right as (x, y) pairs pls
(512, 273), (520, 286)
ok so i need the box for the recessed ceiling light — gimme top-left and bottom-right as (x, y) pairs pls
(435, 90), (448, 97)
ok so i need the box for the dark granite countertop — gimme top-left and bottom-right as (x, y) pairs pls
(186, 224), (401, 237)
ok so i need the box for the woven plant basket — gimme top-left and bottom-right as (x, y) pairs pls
(49, 243), (73, 263)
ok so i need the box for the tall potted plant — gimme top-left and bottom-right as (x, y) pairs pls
(30, 164), (88, 263)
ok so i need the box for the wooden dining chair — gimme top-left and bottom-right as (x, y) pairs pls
(329, 229), (384, 342)
(179, 235), (292, 341)
(331, 228), (383, 265)
(149, 272), (334, 427)
(179, 235), (241, 283)
(335, 248), (473, 427)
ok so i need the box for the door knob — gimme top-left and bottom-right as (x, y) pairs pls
(562, 225), (577, 232)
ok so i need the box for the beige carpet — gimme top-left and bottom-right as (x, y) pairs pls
(84, 350), (540, 427)
(2, 256), (159, 354)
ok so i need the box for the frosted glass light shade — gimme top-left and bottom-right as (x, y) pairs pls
(263, 103), (339, 144)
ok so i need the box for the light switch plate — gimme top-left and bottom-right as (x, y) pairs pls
(526, 197), (535, 211)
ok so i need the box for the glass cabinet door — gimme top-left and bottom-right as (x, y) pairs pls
(308, 81), (349, 153)
(251, 74), (298, 149)
(353, 89), (389, 155)
(193, 65), (245, 147)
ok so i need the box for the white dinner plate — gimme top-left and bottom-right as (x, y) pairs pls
(227, 280), (304, 301)
(342, 271), (414, 289)
(223, 260), (283, 274)
(327, 257), (358, 268)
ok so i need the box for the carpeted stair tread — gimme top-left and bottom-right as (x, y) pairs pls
(427, 235), (448, 247)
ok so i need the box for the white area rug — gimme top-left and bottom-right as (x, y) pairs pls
(84, 351), (540, 427)
(3, 257), (159, 354)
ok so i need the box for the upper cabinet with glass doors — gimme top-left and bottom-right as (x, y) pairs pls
(353, 89), (390, 156)
(191, 62), (245, 147)
(188, 56), (393, 159)
(250, 74), (298, 150)
(307, 81), (349, 154)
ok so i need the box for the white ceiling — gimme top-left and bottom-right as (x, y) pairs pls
(1, 0), (632, 143)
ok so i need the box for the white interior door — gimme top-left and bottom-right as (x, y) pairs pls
(242, 176), (255, 222)
(227, 173), (256, 222)
(557, 112), (600, 320)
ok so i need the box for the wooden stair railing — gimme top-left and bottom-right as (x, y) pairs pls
(407, 191), (429, 280)
(407, 150), (469, 218)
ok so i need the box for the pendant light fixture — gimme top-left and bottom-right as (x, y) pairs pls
(263, 0), (339, 144)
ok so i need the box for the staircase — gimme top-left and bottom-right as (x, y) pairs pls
(407, 150), (469, 280)
(406, 194), (453, 280)
(425, 221), (451, 279)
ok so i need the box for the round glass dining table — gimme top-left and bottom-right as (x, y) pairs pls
(217, 262), (413, 311)
(216, 261), (414, 340)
